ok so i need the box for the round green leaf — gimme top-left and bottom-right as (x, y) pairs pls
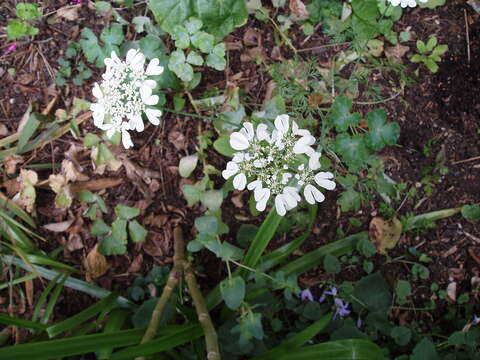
(220, 276), (245, 310)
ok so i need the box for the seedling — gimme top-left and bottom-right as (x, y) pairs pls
(410, 36), (448, 73)
(6, 3), (42, 40)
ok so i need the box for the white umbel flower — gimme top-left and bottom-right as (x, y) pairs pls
(388, 0), (427, 7)
(222, 116), (336, 216)
(90, 49), (164, 149)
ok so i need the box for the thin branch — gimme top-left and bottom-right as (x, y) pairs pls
(184, 259), (221, 360)
(136, 227), (185, 360)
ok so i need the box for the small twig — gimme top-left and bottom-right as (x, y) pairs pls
(298, 41), (351, 53)
(136, 227), (184, 360)
(353, 88), (403, 105)
(464, 9), (471, 64)
(186, 91), (201, 114)
(464, 231), (480, 244)
(451, 155), (480, 165)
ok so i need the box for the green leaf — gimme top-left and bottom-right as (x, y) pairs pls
(78, 190), (96, 203)
(353, 272), (391, 313)
(79, 28), (103, 64)
(419, 0), (446, 8)
(201, 189), (223, 211)
(462, 204), (480, 221)
(206, 53), (226, 71)
(112, 219), (128, 243)
(195, 215), (219, 235)
(220, 276), (245, 310)
(425, 58), (439, 73)
(431, 44), (448, 56)
(147, 0), (194, 35)
(426, 37), (438, 52)
(95, 1), (112, 14)
(411, 338), (439, 360)
(185, 17), (203, 33)
(351, 0), (379, 23)
(334, 134), (370, 172)
(330, 97), (361, 132)
(16, 3), (41, 20)
(139, 36), (167, 60)
(395, 279), (411, 304)
(0, 314), (47, 330)
(417, 40), (427, 54)
(7, 19), (29, 40)
(213, 135), (235, 157)
(366, 109), (400, 151)
(323, 254), (341, 274)
(115, 205), (140, 220)
(17, 113), (41, 153)
(128, 220), (148, 243)
(100, 23), (124, 46)
(338, 188), (362, 212)
(99, 235), (127, 256)
(132, 16), (151, 33)
(186, 51), (204, 66)
(191, 31), (215, 53)
(410, 54), (423, 63)
(46, 293), (118, 338)
(171, 25), (190, 49)
(391, 326), (412, 346)
(168, 50), (194, 82)
(91, 219), (111, 237)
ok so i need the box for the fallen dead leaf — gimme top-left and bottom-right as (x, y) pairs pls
(70, 178), (123, 192)
(446, 280), (457, 302)
(231, 192), (244, 208)
(84, 244), (109, 279)
(0, 124), (7, 137)
(43, 219), (74, 232)
(385, 44), (409, 63)
(25, 280), (34, 308)
(289, 0), (309, 21)
(128, 254), (143, 273)
(57, 5), (80, 21)
(243, 28), (262, 46)
(67, 234), (83, 252)
(369, 217), (402, 255)
(168, 130), (186, 150)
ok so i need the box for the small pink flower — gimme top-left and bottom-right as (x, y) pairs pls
(4, 44), (17, 54)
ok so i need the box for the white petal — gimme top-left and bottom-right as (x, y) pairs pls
(308, 152), (321, 170)
(314, 172), (336, 190)
(232, 153), (245, 163)
(111, 51), (121, 64)
(126, 49), (139, 64)
(121, 129), (134, 149)
(140, 85), (153, 103)
(241, 122), (255, 140)
(143, 80), (157, 90)
(106, 127), (116, 139)
(256, 188), (270, 211)
(293, 135), (315, 154)
(247, 180), (261, 191)
(275, 114), (290, 134)
(92, 83), (103, 99)
(233, 173), (247, 190)
(256, 123), (269, 141)
(230, 132), (250, 150)
(222, 162), (239, 179)
(284, 186), (301, 202)
(146, 58), (164, 76)
(144, 95), (159, 106)
(146, 108), (162, 125)
(304, 184), (325, 204)
(129, 115), (144, 132)
(275, 195), (287, 216)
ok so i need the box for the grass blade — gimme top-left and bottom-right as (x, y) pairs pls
(46, 292), (119, 338)
(31, 273), (64, 322)
(97, 308), (130, 360)
(16, 113), (42, 153)
(0, 314), (47, 330)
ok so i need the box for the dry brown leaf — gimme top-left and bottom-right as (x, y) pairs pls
(447, 281), (457, 302)
(43, 219), (74, 232)
(63, 159), (89, 183)
(57, 5), (80, 21)
(231, 192), (244, 208)
(385, 44), (409, 62)
(369, 217), (402, 255)
(3, 179), (21, 196)
(67, 234), (83, 252)
(84, 245), (109, 279)
(168, 130), (186, 150)
(25, 279), (34, 308)
(4, 154), (24, 174)
(0, 123), (8, 137)
(128, 254), (143, 273)
(70, 178), (123, 192)
(289, 0), (309, 21)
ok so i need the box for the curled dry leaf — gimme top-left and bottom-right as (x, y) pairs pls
(0, 123), (8, 137)
(289, 0), (309, 21)
(385, 44), (410, 63)
(56, 5), (80, 21)
(84, 244), (109, 279)
(16, 169), (38, 213)
(128, 254), (143, 273)
(369, 217), (402, 255)
(446, 281), (457, 302)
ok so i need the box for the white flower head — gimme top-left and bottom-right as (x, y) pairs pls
(90, 49), (164, 149)
(388, 0), (427, 7)
(222, 115), (336, 216)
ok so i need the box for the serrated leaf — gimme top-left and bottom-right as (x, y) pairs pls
(79, 28), (103, 64)
(185, 17), (203, 33)
(220, 276), (245, 310)
(330, 97), (361, 131)
(132, 16), (151, 33)
(128, 220), (148, 243)
(100, 23), (124, 46)
(99, 234), (127, 255)
(365, 109), (400, 151)
(115, 205), (140, 220)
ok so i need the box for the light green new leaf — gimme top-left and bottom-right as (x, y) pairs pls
(171, 25), (190, 49)
(426, 36), (438, 52)
(220, 276), (245, 310)
(79, 28), (103, 64)
(100, 23), (124, 46)
(186, 51), (204, 66)
(206, 53), (226, 71)
(191, 31), (215, 53)
(128, 220), (148, 243)
(115, 205), (140, 220)
(334, 133), (370, 171)
(91, 219), (110, 237)
(185, 17), (203, 33)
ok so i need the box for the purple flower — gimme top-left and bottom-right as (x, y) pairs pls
(4, 44), (17, 54)
(319, 295), (326, 303)
(333, 298), (350, 320)
(324, 287), (338, 296)
(300, 289), (314, 302)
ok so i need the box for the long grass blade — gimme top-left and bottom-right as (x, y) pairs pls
(0, 314), (47, 330)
